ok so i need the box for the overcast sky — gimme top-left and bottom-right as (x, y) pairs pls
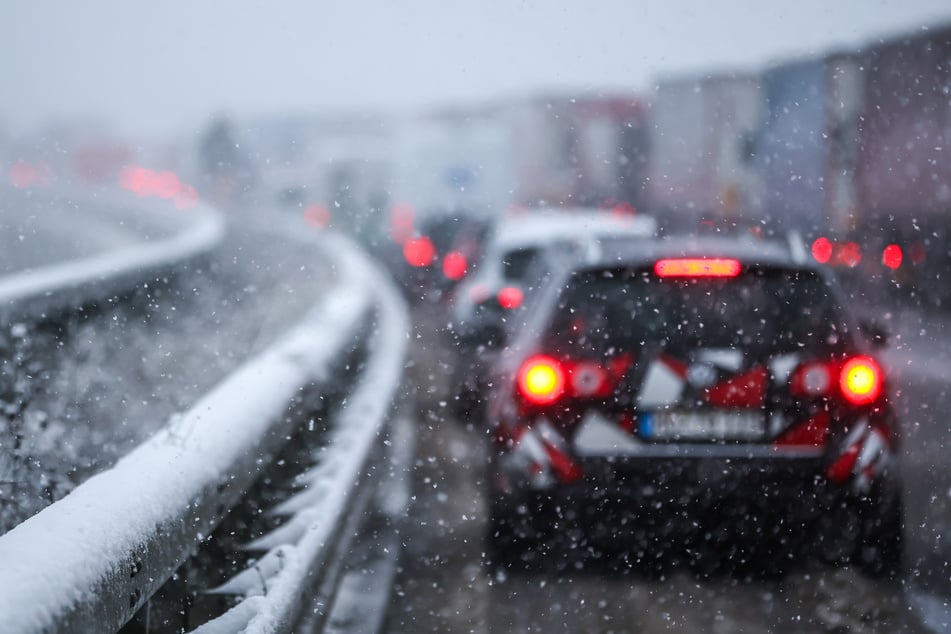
(3, 1), (951, 136)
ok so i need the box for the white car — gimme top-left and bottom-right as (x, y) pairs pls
(451, 208), (657, 326)
(447, 207), (656, 419)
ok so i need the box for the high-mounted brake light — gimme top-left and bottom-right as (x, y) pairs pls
(518, 356), (565, 406)
(839, 356), (882, 405)
(654, 258), (741, 278)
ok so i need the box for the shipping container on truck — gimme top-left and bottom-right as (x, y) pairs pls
(757, 54), (865, 238)
(648, 74), (761, 232)
(506, 94), (649, 212)
(856, 25), (951, 300)
(758, 58), (828, 234)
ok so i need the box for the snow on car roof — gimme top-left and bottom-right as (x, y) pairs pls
(492, 208), (656, 251)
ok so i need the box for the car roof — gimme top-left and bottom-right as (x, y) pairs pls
(491, 209), (656, 252)
(579, 233), (815, 272)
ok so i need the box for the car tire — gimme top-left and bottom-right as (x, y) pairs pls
(856, 492), (903, 580)
(485, 493), (551, 573)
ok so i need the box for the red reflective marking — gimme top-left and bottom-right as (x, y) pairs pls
(654, 258), (741, 277)
(618, 413), (637, 433)
(659, 354), (688, 379)
(827, 438), (862, 483)
(497, 286), (524, 309)
(774, 412), (830, 447)
(541, 441), (584, 483)
(705, 366), (767, 408)
(882, 244), (903, 270)
(403, 236), (435, 267)
(441, 250), (467, 280)
(811, 237), (832, 264)
(305, 203), (331, 228)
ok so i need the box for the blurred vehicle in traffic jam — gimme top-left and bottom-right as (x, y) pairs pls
(648, 24), (951, 307)
(484, 234), (902, 576)
(386, 208), (492, 305)
(447, 207), (657, 420)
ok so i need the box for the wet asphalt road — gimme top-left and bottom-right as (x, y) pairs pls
(384, 303), (936, 634)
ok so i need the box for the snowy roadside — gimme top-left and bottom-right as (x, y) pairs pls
(193, 232), (411, 634)
(0, 189), (225, 322)
(0, 230), (388, 633)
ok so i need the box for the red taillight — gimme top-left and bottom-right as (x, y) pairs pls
(497, 286), (524, 309)
(882, 244), (903, 270)
(518, 356), (565, 406)
(654, 258), (741, 278)
(812, 237), (833, 264)
(839, 356), (882, 405)
(403, 236), (435, 267)
(789, 362), (833, 397)
(441, 250), (467, 280)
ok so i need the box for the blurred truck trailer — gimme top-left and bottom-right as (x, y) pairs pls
(506, 94), (649, 211)
(856, 25), (951, 303)
(648, 74), (761, 232)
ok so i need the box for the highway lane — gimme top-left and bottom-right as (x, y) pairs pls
(385, 303), (937, 633)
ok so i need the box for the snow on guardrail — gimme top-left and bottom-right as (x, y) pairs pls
(190, 233), (410, 634)
(0, 235), (378, 633)
(0, 193), (225, 322)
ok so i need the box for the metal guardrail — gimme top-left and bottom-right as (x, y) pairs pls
(0, 231), (409, 634)
(190, 233), (410, 634)
(0, 192), (225, 322)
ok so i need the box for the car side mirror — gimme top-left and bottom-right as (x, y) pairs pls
(859, 318), (889, 349)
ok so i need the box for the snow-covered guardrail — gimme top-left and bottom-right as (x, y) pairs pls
(0, 233), (408, 633)
(0, 192), (225, 322)
(191, 234), (410, 634)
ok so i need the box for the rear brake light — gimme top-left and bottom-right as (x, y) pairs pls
(518, 356), (565, 406)
(654, 258), (741, 278)
(839, 357), (882, 405)
(497, 286), (524, 309)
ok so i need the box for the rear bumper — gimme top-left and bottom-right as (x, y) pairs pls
(491, 454), (900, 540)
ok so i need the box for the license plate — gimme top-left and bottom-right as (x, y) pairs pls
(639, 410), (765, 441)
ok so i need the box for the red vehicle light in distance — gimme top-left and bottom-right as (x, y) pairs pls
(442, 251), (467, 280)
(654, 258), (741, 278)
(403, 236), (435, 267)
(497, 286), (524, 309)
(882, 244), (903, 270)
(840, 357), (882, 405)
(518, 356), (565, 405)
(812, 237), (833, 264)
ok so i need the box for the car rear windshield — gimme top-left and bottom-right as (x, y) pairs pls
(546, 266), (849, 358)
